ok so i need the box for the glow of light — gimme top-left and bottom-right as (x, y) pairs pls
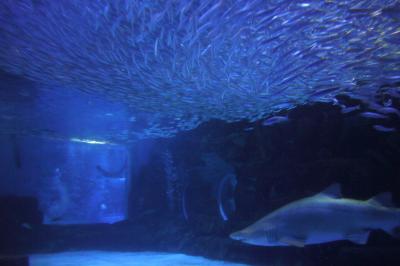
(30, 251), (250, 266)
(70, 138), (108, 145)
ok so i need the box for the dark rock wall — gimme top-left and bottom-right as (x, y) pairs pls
(127, 102), (400, 265)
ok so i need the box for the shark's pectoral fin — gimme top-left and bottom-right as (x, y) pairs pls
(345, 230), (370, 245)
(279, 236), (306, 247)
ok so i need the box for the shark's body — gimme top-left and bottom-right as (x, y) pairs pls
(230, 184), (400, 247)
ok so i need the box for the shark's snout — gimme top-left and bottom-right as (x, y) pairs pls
(230, 231), (246, 241)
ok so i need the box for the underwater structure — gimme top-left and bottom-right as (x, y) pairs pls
(0, 0), (400, 265)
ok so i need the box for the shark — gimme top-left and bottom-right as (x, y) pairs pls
(230, 184), (400, 247)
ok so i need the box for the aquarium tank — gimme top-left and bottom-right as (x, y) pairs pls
(0, 0), (400, 265)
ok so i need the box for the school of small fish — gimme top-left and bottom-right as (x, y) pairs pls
(0, 0), (399, 141)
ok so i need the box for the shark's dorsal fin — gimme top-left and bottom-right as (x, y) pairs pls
(317, 183), (342, 198)
(368, 192), (394, 207)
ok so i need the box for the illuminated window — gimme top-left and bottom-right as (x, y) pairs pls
(0, 136), (129, 224)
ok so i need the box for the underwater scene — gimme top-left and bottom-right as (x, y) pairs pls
(0, 0), (400, 265)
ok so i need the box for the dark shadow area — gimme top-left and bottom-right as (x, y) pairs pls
(1, 103), (400, 266)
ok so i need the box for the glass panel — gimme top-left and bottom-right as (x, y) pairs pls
(0, 135), (129, 224)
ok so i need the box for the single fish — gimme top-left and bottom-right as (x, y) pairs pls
(244, 127), (254, 131)
(360, 112), (388, 119)
(376, 107), (400, 118)
(262, 116), (289, 126)
(373, 125), (396, 132)
(340, 104), (360, 114)
(230, 184), (400, 247)
(154, 38), (159, 58)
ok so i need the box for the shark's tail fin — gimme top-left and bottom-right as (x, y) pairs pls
(368, 192), (400, 238)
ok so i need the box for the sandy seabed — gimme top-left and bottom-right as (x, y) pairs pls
(29, 250), (250, 266)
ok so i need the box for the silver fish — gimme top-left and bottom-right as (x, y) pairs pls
(373, 125), (396, 132)
(262, 115), (289, 126)
(360, 112), (388, 119)
(0, 0), (400, 142)
(340, 104), (360, 114)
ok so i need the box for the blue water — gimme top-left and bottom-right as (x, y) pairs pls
(1, 1), (400, 265)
